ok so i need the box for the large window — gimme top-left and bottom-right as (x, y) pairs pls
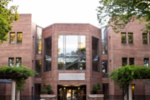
(16, 57), (21, 67)
(9, 58), (14, 67)
(58, 35), (86, 70)
(121, 32), (126, 43)
(36, 27), (42, 54)
(143, 33), (147, 44)
(44, 37), (52, 72)
(101, 27), (108, 54)
(128, 33), (133, 44)
(102, 60), (108, 77)
(122, 58), (127, 66)
(17, 32), (22, 43)
(129, 58), (134, 65)
(92, 36), (100, 72)
(35, 60), (41, 77)
(10, 32), (15, 44)
(144, 58), (149, 66)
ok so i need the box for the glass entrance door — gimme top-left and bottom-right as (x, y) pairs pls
(66, 88), (78, 100)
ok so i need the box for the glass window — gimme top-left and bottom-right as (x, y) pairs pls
(16, 58), (21, 67)
(58, 35), (86, 70)
(35, 84), (41, 95)
(122, 58), (127, 66)
(36, 27), (42, 54)
(128, 33), (133, 44)
(35, 60), (41, 77)
(92, 37), (100, 72)
(101, 27), (108, 54)
(17, 32), (22, 43)
(129, 58), (134, 65)
(143, 33), (147, 44)
(10, 32), (15, 44)
(44, 37), (52, 72)
(121, 33), (126, 43)
(9, 58), (14, 67)
(144, 58), (149, 66)
(102, 60), (108, 77)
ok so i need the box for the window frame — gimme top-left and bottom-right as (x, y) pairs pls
(129, 58), (134, 65)
(144, 58), (149, 66)
(122, 58), (127, 66)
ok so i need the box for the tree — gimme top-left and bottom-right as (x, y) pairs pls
(110, 65), (150, 100)
(97, 0), (150, 33)
(0, 0), (19, 44)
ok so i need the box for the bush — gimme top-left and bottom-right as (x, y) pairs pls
(41, 88), (48, 94)
(92, 85), (96, 91)
(96, 82), (102, 91)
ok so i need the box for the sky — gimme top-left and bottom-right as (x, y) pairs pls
(9, 0), (101, 28)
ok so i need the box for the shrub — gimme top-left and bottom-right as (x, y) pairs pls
(96, 82), (102, 91)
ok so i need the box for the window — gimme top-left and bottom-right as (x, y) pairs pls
(16, 58), (21, 67)
(143, 33), (147, 44)
(144, 58), (149, 66)
(9, 58), (14, 67)
(121, 32), (126, 43)
(35, 84), (41, 95)
(129, 58), (134, 65)
(58, 35), (86, 70)
(122, 58), (127, 66)
(92, 36), (100, 71)
(17, 32), (22, 43)
(128, 33), (133, 44)
(102, 60), (108, 77)
(10, 32), (15, 44)
(101, 27), (108, 54)
(36, 27), (42, 54)
(44, 37), (52, 72)
(35, 60), (41, 77)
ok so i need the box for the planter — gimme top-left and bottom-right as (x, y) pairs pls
(97, 91), (103, 94)
(40, 94), (56, 100)
(93, 91), (97, 94)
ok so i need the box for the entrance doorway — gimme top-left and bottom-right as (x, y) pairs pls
(58, 85), (86, 100)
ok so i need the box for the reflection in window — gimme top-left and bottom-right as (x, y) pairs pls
(128, 33), (133, 44)
(129, 58), (134, 65)
(35, 60), (41, 77)
(102, 60), (108, 77)
(9, 58), (14, 67)
(92, 37), (99, 72)
(121, 33), (126, 43)
(144, 58), (149, 66)
(44, 37), (51, 72)
(36, 27), (42, 54)
(17, 32), (22, 43)
(122, 58), (127, 66)
(10, 33), (15, 44)
(143, 33), (147, 44)
(58, 35), (86, 70)
(16, 58), (21, 67)
(101, 27), (107, 54)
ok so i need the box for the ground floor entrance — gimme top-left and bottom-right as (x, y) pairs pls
(58, 85), (86, 100)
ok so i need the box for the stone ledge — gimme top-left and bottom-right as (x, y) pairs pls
(88, 94), (104, 98)
(40, 94), (56, 98)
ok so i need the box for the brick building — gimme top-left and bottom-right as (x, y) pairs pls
(0, 14), (150, 100)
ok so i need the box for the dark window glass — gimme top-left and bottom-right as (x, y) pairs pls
(102, 60), (108, 77)
(17, 32), (22, 43)
(36, 27), (42, 54)
(35, 84), (41, 95)
(58, 35), (86, 70)
(9, 58), (14, 67)
(92, 37), (100, 71)
(16, 58), (21, 67)
(44, 37), (51, 72)
(10, 33), (15, 44)
(129, 58), (134, 65)
(144, 58), (149, 66)
(128, 33), (133, 44)
(121, 33), (126, 43)
(35, 60), (41, 77)
(143, 33), (147, 44)
(122, 58), (127, 66)
(101, 27), (108, 54)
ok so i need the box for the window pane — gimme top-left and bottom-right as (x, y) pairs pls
(128, 33), (133, 43)
(79, 56), (86, 70)
(102, 60), (108, 77)
(17, 32), (22, 43)
(144, 58), (149, 66)
(121, 33), (126, 43)
(35, 60), (41, 77)
(9, 58), (14, 67)
(122, 58), (127, 66)
(58, 56), (65, 70)
(66, 56), (78, 70)
(143, 33), (147, 44)
(80, 36), (86, 55)
(101, 27), (108, 54)
(10, 33), (15, 44)
(16, 58), (21, 67)
(129, 58), (134, 65)
(58, 35), (64, 56)
(37, 27), (42, 39)
(92, 37), (99, 71)
(36, 27), (42, 54)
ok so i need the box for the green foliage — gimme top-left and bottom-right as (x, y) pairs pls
(97, 0), (150, 33)
(92, 85), (96, 91)
(96, 82), (102, 91)
(41, 88), (48, 94)
(0, 65), (36, 91)
(47, 84), (52, 92)
(41, 83), (53, 94)
(0, 0), (19, 44)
